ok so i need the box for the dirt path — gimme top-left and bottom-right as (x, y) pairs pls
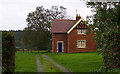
(41, 54), (70, 72)
(35, 55), (44, 72)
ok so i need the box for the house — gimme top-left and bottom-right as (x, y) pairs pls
(51, 14), (96, 53)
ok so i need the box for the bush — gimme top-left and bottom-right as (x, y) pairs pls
(2, 31), (16, 73)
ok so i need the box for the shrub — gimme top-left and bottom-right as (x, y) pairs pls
(2, 31), (15, 73)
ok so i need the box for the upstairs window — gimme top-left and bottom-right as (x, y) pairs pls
(77, 29), (86, 35)
(77, 40), (86, 48)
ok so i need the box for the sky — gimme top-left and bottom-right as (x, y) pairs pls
(0, 0), (92, 30)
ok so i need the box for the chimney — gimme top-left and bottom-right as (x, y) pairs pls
(76, 14), (81, 21)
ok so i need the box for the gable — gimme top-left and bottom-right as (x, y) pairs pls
(67, 18), (87, 34)
(74, 20), (87, 29)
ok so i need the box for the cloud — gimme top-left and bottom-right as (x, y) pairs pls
(0, 0), (92, 30)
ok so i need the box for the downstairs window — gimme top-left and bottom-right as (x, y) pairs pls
(77, 40), (86, 48)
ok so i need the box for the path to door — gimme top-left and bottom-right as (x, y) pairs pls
(41, 54), (70, 72)
(35, 55), (44, 72)
(35, 54), (70, 72)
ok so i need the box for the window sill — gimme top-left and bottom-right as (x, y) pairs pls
(77, 34), (86, 35)
(77, 47), (86, 49)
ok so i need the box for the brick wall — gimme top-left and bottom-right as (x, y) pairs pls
(52, 33), (67, 53)
(67, 29), (96, 53)
(52, 29), (96, 53)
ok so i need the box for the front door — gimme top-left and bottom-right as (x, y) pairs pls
(58, 43), (62, 52)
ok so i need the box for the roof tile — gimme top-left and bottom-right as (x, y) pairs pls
(51, 19), (76, 33)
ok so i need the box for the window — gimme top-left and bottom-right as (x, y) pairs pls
(77, 40), (86, 48)
(77, 29), (86, 35)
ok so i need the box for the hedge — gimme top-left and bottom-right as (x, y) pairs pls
(2, 31), (15, 73)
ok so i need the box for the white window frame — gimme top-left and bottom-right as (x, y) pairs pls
(77, 29), (86, 35)
(77, 40), (86, 48)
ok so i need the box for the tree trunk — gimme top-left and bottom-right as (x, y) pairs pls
(23, 49), (24, 53)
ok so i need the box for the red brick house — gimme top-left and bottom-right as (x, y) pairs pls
(51, 14), (96, 53)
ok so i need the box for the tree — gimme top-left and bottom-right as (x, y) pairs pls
(86, 2), (120, 70)
(26, 6), (67, 32)
(9, 30), (23, 48)
(22, 6), (68, 51)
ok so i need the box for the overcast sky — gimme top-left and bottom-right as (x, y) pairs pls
(0, 0), (92, 30)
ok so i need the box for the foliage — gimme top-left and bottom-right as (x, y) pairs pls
(2, 31), (16, 73)
(45, 52), (102, 72)
(9, 30), (23, 48)
(22, 6), (68, 51)
(26, 6), (67, 32)
(0, 31), (1, 73)
(86, 2), (120, 69)
(22, 27), (50, 50)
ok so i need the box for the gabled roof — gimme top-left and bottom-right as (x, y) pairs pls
(51, 18), (88, 34)
(51, 19), (76, 33)
(67, 18), (85, 34)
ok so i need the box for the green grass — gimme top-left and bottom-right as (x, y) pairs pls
(15, 51), (62, 72)
(45, 52), (103, 72)
(37, 54), (62, 72)
(15, 52), (37, 72)
(15, 51), (120, 73)
(16, 50), (48, 53)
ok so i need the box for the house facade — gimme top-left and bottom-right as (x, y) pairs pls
(51, 14), (96, 53)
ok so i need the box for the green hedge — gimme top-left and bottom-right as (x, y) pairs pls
(2, 31), (15, 73)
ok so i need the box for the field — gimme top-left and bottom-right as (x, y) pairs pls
(15, 51), (103, 72)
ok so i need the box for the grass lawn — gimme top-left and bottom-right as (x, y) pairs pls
(15, 51), (61, 72)
(15, 52), (37, 72)
(37, 54), (62, 72)
(45, 52), (103, 72)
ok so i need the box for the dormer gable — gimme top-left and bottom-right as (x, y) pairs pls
(67, 18), (86, 34)
(75, 20), (87, 29)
